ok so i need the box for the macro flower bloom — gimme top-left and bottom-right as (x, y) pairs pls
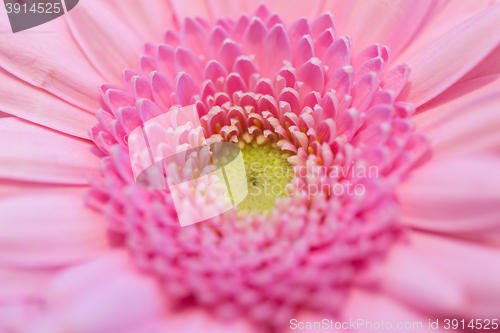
(1, 0), (500, 332)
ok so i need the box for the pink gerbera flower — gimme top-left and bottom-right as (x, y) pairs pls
(1, 0), (500, 332)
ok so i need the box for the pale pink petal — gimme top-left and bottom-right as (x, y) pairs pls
(262, 24), (292, 77)
(65, 0), (144, 83)
(457, 43), (500, 84)
(399, 4), (500, 107)
(0, 68), (95, 139)
(397, 154), (500, 232)
(413, 74), (500, 127)
(0, 266), (55, 299)
(105, 0), (173, 41)
(35, 251), (164, 333)
(419, 90), (500, 156)
(169, 0), (212, 22)
(0, 193), (109, 268)
(258, 0), (325, 25)
(394, 0), (494, 64)
(0, 181), (87, 199)
(0, 15), (103, 112)
(404, 231), (500, 318)
(338, 0), (435, 57)
(161, 308), (257, 333)
(381, 242), (466, 315)
(0, 118), (102, 184)
(207, 0), (244, 18)
(342, 289), (446, 332)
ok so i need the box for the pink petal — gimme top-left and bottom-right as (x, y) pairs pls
(382, 242), (466, 315)
(324, 66), (353, 101)
(175, 47), (204, 84)
(314, 28), (335, 60)
(157, 44), (176, 82)
(175, 72), (200, 106)
(0, 69), (95, 139)
(0, 266), (55, 299)
(381, 64), (411, 97)
(288, 18), (312, 50)
(180, 17), (209, 57)
(41, 251), (164, 333)
(150, 71), (174, 112)
(343, 289), (446, 332)
(262, 25), (292, 78)
(338, 0), (435, 57)
(403, 231), (500, 318)
(169, 0), (211, 23)
(0, 118), (102, 184)
(206, 0), (243, 19)
(0, 17), (103, 112)
(322, 36), (351, 80)
(263, 0), (325, 26)
(297, 57), (324, 98)
(105, 0), (172, 41)
(207, 26), (229, 60)
(351, 72), (378, 113)
(65, 0), (143, 83)
(419, 91), (500, 156)
(218, 39), (244, 72)
(400, 4), (500, 107)
(354, 57), (385, 81)
(242, 17), (268, 64)
(292, 35), (315, 69)
(0, 193), (109, 268)
(397, 154), (500, 232)
(311, 12), (336, 40)
(394, 0), (493, 64)
(413, 74), (500, 128)
(162, 308), (255, 333)
(457, 43), (500, 84)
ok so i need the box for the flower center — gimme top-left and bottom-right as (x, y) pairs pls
(86, 5), (429, 330)
(237, 141), (293, 213)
